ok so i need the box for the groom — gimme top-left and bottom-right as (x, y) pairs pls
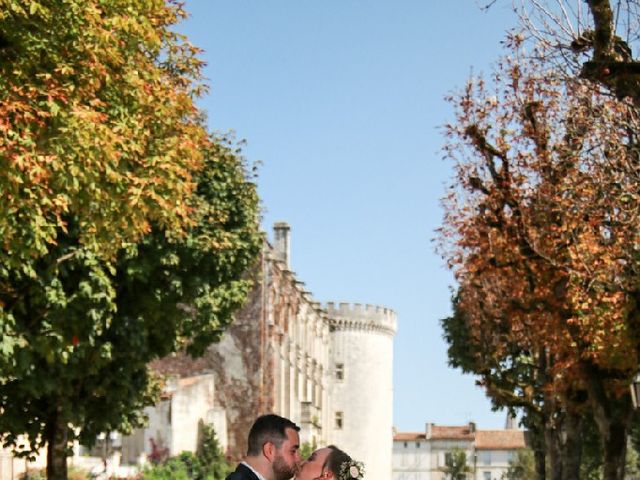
(226, 414), (302, 480)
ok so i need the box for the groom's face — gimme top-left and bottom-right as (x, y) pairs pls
(272, 427), (301, 480)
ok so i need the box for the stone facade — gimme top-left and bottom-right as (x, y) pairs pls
(120, 374), (225, 465)
(153, 222), (397, 480)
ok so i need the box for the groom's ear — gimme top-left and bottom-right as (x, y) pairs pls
(262, 441), (276, 462)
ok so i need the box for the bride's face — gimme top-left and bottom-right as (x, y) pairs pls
(296, 448), (332, 480)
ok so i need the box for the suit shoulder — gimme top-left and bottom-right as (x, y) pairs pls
(226, 464), (258, 480)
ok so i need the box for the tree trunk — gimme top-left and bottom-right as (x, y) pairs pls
(545, 425), (562, 480)
(534, 448), (546, 480)
(560, 412), (583, 480)
(527, 421), (546, 480)
(46, 409), (69, 480)
(584, 363), (634, 480)
(601, 419), (629, 480)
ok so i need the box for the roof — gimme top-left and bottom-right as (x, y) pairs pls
(429, 425), (475, 440)
(394, 425), (527, 450)
(475, 430), (526, 450)
(394, 432), (426, 441)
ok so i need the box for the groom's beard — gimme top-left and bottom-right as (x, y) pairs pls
(273, 454), (298, 480)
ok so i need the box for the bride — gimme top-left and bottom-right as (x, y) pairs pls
(296, 446), (364, 480)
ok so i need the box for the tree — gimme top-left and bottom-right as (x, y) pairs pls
(440, 448), (472, 480)
(0, 131), (262, 480)
(196, 421), (233, 480)
(0, 2), (263, 478)
(140, 423), (232, 480)
(502, 449), (536, 480)
(493, 1), (640, 105)
(442, 293), (579, 480)
(1, 0), (214, 475)
(442, 448), (473, 480)
(0, 0), (209, 269)
(439, 35), (640, 480)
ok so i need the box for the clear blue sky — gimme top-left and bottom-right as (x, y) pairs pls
(180, 1), (518, 432)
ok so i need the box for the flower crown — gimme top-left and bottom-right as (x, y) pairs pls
(338, 459), (364, 480)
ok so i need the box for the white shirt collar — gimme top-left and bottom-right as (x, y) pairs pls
(242, 461), (268, 480)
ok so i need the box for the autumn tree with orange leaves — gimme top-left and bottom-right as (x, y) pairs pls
(439, 36), (640, 480)
(0, 2), (262, 480)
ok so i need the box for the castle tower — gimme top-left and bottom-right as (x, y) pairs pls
(325, 302), (397, 480)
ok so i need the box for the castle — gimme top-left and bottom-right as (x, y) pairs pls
(151, 222), (398, 480)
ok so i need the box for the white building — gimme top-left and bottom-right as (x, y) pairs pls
(327, 302), (396, 480)
(393, 423), (527, 480)
(120, 374), (227, 465)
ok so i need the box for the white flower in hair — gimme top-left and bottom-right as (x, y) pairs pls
(339, 459), (364, 480)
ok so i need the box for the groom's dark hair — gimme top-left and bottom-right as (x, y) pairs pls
(247, 413), (300, 456)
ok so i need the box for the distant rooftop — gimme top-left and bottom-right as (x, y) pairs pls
(393, 422), (526, 450)
(394, 432), (426, 441)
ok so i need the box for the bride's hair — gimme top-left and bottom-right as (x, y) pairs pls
(324, 446), (364, 480)
(324, 445), (351, 475)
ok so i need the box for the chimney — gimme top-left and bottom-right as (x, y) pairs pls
(468, 421), (476, 433)
(426, 423), (434, 439)
(273, 222), (291, 269)
(505, 412), (517, 430)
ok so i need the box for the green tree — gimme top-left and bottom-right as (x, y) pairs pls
(0, 134), (261, 480)
(141, 424), (233, 480)
(141, 455), (194, 480)
(442, 293), (568, 480)
(440, 448), (472, 480)
(196, 421), (233, 480)
(502, 449), (536, 480)
(0, 2), (263, 479)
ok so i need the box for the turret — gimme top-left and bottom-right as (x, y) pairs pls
(325, 301), (397, 480)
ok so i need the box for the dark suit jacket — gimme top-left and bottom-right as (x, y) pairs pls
(227, 463), (261, 480)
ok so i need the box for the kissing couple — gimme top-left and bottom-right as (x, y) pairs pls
(227, 414), (364, 480)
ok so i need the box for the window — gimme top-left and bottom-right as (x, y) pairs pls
(403, 442), (408, 448)
(483, 472), (491, 480)
(335, 411), (343, 429)
(415, 442), (420, 448)
(335, 363), (344, 380)
(480, 451), (492, 465)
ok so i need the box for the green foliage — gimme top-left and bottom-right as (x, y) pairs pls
(142, 424), (233, 480)
(630, 411), (640, 471)
(0, 132), (261, 470)
(196, 421), (233, 480)
(625, 439), (640, 480)
(1, 2), (259, 480)
(580, 414), (604, 480)
(502, 450), (535, 480)
(440, 448), (472, 480)
(142, 456), (194, 480)
(299, 440), (318, 462)
(20, 466), (88, 480)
